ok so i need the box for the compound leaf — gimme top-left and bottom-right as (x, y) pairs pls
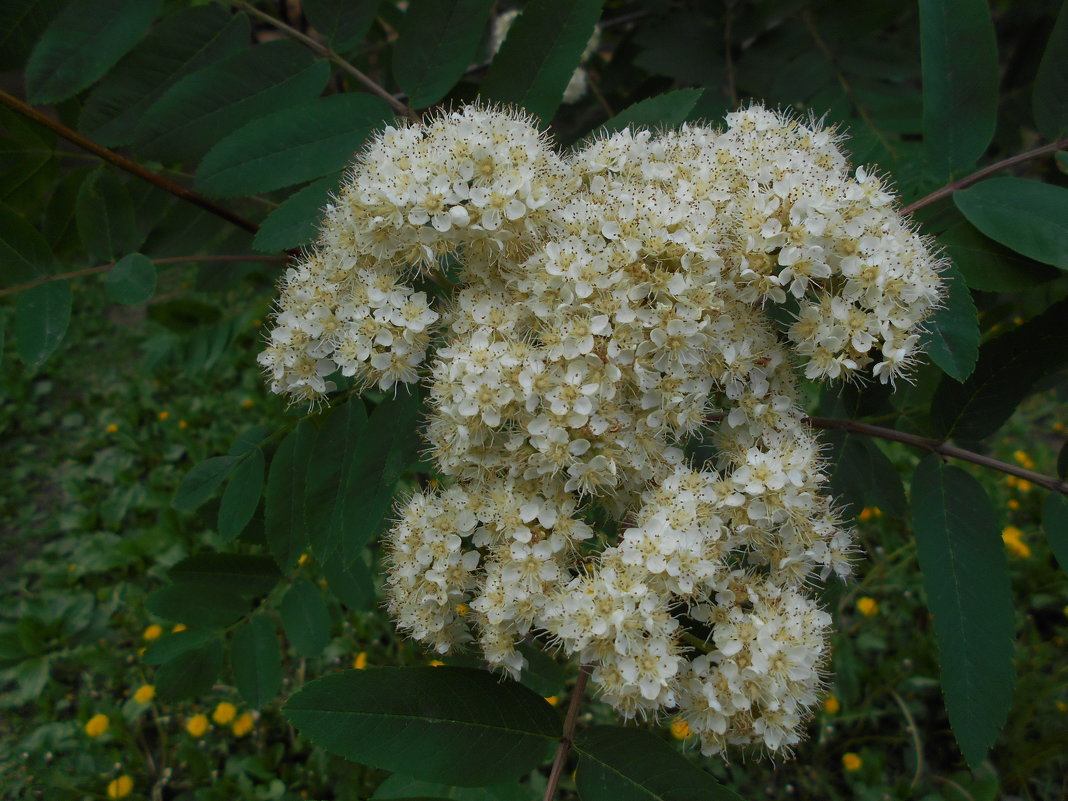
(910, 456), (1014, 768)
(284, 667), (558, 786)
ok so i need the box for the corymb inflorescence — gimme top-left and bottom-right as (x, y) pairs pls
(259, 104), (944, 757)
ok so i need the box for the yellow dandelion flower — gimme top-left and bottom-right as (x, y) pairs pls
(1002, 526), (1031, 558)
(212, 701), (237, 725)
(133, 685), (155, 704)
(171, 623), (187, 633)
(1017, 478), (1033, 493)
(297, 553), (309, 565)
(544, 695), (560, 707)
(823, 693), (841, 715)
(185, 713), (210, 738)
(158, 411), (170, 421)
(428, 660), (445, 667)
(856, 597), (879, 618)
(106, 775), (133, 799)
(105, 423), (119, 434)
(1008, 499), (1020, 510)
(842, 752), (863, 772)
(353, 652), (368, 670)
(858, 507), (882, 522)
(669, 717), (692, 739)
(142, 624), (163, 642)
(178, 419), (188, 430)
(85, 713), (109, 738)
(232, 712), (254, 737)
(1012, 450), (1035, 469)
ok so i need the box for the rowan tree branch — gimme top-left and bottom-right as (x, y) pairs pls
(709, 413), (1068, 494)
(543, 664), (591, 801)
(0, 255), (287, 298)
(0, 90), (261, 235)
(902, 136), (1068, 214)
(228, 0), (417, 121)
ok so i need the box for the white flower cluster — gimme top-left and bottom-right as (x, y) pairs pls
(259, 104), (944, 757)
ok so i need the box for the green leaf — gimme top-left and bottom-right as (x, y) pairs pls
(75, 169), (140, 262)
(305, 399), (369, 561)
(340, 391), (424, 561)
(196, 93), (387, 197)
(919, 0), (998, 177)
(173, 455), (237, 513)
(155, 637), (223, 702)
(372, 775), (529, 801)
(168, 553), (280, 598)
(228, 425), (273, 458)
(319, 552), (374, 611)
(44, 167), (93, 260)
(145, 584), (250, 629)
(231, 614), (283, 709)
(954, 179), (1068, 269)
(265, 421), (314, 571)
(910, 456), (1015, 768)
(0, 0), (69, 72)
(598, 89), (706, 135)
(920, 263), (978, 382)
(303, 0), (379, 54)
(940, 221), (1058, 293)
(824, 431), (906, 517)
(284, 667), (558, 786)
(574, 726), (745, 801)
(480, 0), (604, 122)
(25, 0), (162, 104)
(1043, 494), (1068, 579)
(218, 447), (265, 542)
(142, 628), (215, 666)
(253, 173), (340, 253)
(279, 577), (331, 657)
(0, 202), (53, 287)
(931, 298), (1068, 440)
(1033, 1), (1068, 140)
(104, 253), (156, 305)
(516, 642), (565, 698)
(393, 0), (494, 109)
(135, 40), (330, 165)
(79, 6), (250, 146)
(15, 280), (70, 367)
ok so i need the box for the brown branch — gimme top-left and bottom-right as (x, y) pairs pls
(543, 664), (591, 801)
(0, 90), (260, 235)
(805, 415), (1068, 494)
(229, 0), (417, 121)
(0, 255), (287, 298)
(902, 136), (1068, 214)
(707, 413), (1068, 494)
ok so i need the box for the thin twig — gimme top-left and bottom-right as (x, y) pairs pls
(902, 136), (1068, 214)
(229, 0), (417, 120)
(805, 414), (1068, 495)
(889, 689), (924, 788)
(707, 413), (1068, 494)
(724, 0), (738, 106)
(0, 89), (260, 235)
(543, 664), (591, 801)
(802, 10), (895, 156)
(0, 255), (287, 298)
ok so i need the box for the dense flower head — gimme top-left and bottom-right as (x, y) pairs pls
(259, 103), (944, 757)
